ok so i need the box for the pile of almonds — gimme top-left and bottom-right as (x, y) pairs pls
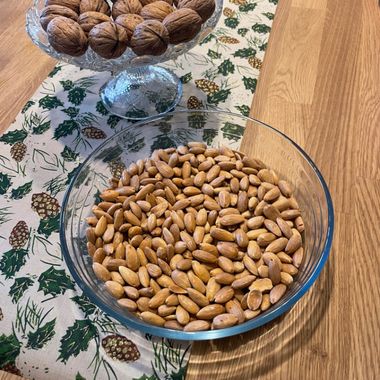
(40, 0), (215, 58)
(86, 142), (305, 332)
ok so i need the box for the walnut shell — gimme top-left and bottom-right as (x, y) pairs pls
(78, 11), (110, 33)
(80, 0), (111, 15)
(130, 20), (169, 56)
(140, 1), (173, 22)
(140, 0), (173, 6)
(45, 0), (80, 13)
(115, 14), (144, 39)
(112, 0), (143, 19)
(40, 5), (78, 31)
(47, 16), (88, 56)
(162, 8), (201, 44)
(178, 0), (215, 22)
(89, 21), (128, 58)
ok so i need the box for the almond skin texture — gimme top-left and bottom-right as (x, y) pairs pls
(163, 8), (202, 44)
(47, 16), (88, 56)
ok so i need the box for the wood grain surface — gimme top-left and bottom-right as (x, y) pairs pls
(0, 0), (379, 379)
(188, 0), (380, 379)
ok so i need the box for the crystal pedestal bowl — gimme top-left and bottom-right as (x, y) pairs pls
(26, 0), (223, 120)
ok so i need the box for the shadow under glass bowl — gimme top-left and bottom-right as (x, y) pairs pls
(26, 0), (223, 119)
(60, 110), (334, 340)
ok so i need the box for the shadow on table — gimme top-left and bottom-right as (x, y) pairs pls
(188, 258), (334, 379)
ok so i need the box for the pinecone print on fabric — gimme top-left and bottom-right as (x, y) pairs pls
(248, 56), (263, 70)
(229, 0), (246, 4)
(187, 96), (203, 109)
(102, 335), (140, 362)
(31, 193), (60, 220)
(9, 221), (29, 250)
(195, 79), (220, 95)
(218, 36), (240, 44)
(108, 159), (126, 178)
(10, 142), (27, 162)
(82, 127), (107, 139)
(223, 7), (236, 18)
(1, 363), (22, 377)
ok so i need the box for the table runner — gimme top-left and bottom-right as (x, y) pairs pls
(0, 1), (278, 378)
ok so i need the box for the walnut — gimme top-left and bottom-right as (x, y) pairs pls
(130, 20), (169, 56)
(112, 0), (143, 19)
(140, 0), (173, 6)
(40, 5), (78, 31)
(78, 11), (110, 33)
(177, 0), (215, 22)
(162, 8), (202, 44)
(79, 0), (111, 15)
(140, 1), (173, 22)
(47, 16), (88, 56)
(89, 21), (128, 58)
(45, 0), (80, 13)
(115, 14), (144, 39)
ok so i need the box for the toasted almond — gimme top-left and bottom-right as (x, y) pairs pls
(217, 256), (235, 274)
(262, 252), (282, 268)
(172, 198), (191, 211)
(176, 305), (190, 325)
(233, 261), (245, 273)
(191, 262), (210, 283)
(183, 320), (210, 332)
(196, 304), (225, 319)
(281, 209), (301, 220)
(183, 213), (196, 233)
(231, 275), (256, 289)
(105, 280), (124, 298)
(242, 255), (258, 276)
(100, 190), (120, 202)
(93, 262), (111, 282)
(146, 263), (162, 278)
(281, 263), (299, 275)
(122, 286), (139, 300)
(219, 214), (245, 226)
(166, 294), (179, 306)
(110, 271), (125, 285)
(268, 259), (281, 285)
(214, 272), (235, 285)
(257, 232), (277, 247)
(87, 241), (96, 257)
(157, 259), (172, 277)
(292, 247), (304, 268)
(216, 242), (238, 259)
(237, 191), (248, 212)
(123, 244), (139, 271)
(105, 258), (127, 271)
(276, 217), (293, 239)
(247, 290), (262, 310)
(263, 219), (282, 237)
(270, 284), (287, 304)
(117, 298), (137, 311)
(260, 293), (270, 311)
(171, 269), (191, 289)
(280, 272), (294, 286)
(214, 286), (234, 304)
(244, 309), (261, 320)
(185, 288), (209, 308)
(206, 165), (221, 182)
(136, 297), (153, 312)
(278, 180), (293, 197)
(249, 278), (273, 292)
(178, 295), (200, 314)
(180, 231), (196, 251)
(226, 300), (245, 323)
(164, 320), (183, 330)
(263, 204), (281, 221)
(285, 233), (302, 254)
(212, 313), (238, 329)
(247, 228), (267, 240)
(119, 266), (140, 287)
(94, 216), (107, 237)
(148, 288), (171, 309)
(191, 249), (217, 264)
(93, 247), (106, 263)
(265, 237), (288, 253)
(155, 160), (174, 178)
(247, 241), (261, 260)
(141, 311), (166, 326)
(158, 305), (177, 317)
(277, 251), (293, 264)
(206, 277), (221, 302)
(234, 228), (249, 248)
(156, 274), (175, 288)
(258, 265), (269, 278)
(191, 226), (204, 245)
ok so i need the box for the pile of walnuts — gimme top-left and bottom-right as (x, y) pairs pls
(40, 0), (216, 58)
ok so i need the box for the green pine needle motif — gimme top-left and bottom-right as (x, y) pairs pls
(237, 28), (249, 37)
(26, 318), (56, 349)
(233, 47), (257, 58)
(218, 59), (235, 76)
(68, 87), (87, 106)
(221, 122), (245, 141)
(61, 146), (79, 162)
(62, 107), (80, 119)
(0, 173), (12, 195)
(0, 249), (29, 279)
(37, 213), (60, 238)
(60, 80), (74, 91)
(58, 320), (98, 363)
(39, 95), (64, 110)
(54, 120), (80, 140)
(96, 101), (109, 116)
(10, 181), (33, 200)
(224, 17), (239, 29)
(207, 49), (221, 59)
(0, 333), (21, 367)
(38, 266), (75, 297)
(242, 76), (258, 93)
(239, 3), (257, 12)
(180, 73), (192, 84)
(76, 372), (87, 380)
(22, 100), (35, 114)
(71, 294), (97, 317)
(48, 65), (62, 77)
(262, 12), (274, 20)
(235, 105), (250, 117)
(107, 115), (122, 129)
(252, 23), (271, 34)
(9, 277), (34, 303)
(0, 129), (27, 145)
(202, 128), (218, 145)
(207, 89), (231, 105)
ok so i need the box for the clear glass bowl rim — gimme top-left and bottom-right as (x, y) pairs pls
(60, 109), (334, 340)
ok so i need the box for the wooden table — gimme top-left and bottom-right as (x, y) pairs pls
(1, 0), (379, 379)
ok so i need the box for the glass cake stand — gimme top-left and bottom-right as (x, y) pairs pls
(26, 0), (223, 120)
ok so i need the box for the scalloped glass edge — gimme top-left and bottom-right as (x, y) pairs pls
(26, 0), (223, 72)
(60, 110), (334, 341)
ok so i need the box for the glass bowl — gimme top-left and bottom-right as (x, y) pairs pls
(60, 110), (334, 340)
(26, 0), (223, 119)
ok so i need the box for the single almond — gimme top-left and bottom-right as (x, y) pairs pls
(166, 294), (179, 306)
(176, 305), (190, 325)
(206, 277), (221, 302)
(244, 309), (261, 320)
(212, 313), (238, 329)
(165, 320), (183, 330)
(278, 180), (293, 197)
(219, 214), (245, 226)
(186, 288), (209, 307)
(192, 249), (218, 264)
(265, 237), (288, 253)
(196, 304), (225, 320)
(180, 231), (197, 251)
(276, 217), (293, 239)
(158, 305), (177, 317)
(124, 210), (141, 226)
(226, 299), (245, 323)
(292, 247), (304, 268)
(178, 295), (200, 314)
(93, 262), (111, 282)
(119, 266), (140, 287)
(148, 288), (171, 309)
(146, 263), (162, 278)
(231, 275), (256, 289)
(95, 216), (107, 236)
(249, 278), (273, 292)
(281, 263), (299, 275)
(234, 228), (249, 248)
(156, 274), (175, 288)
(216, 242), (238, 259)
(247, 240), (262, 260)
(285, 233), (302, 253)
(144, 247), (158, 264)
(184, 212), (196, 233)
(217, 256), (235, 274)
(261, 293), (271, 311)
(125, 244), (140, 271)
(270, 284), (287, 304)
(247, 290), (262, 310)
(192, 262), (210, 283)
(117, 298), (137, 312)
(214, 286), (234, 304)
(141, 311), (166, 326)
(171, 269), (191, 289)
(214, 272), (235, 285)
(184, 320), (210, 332)
(105, 280), (125, 298)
